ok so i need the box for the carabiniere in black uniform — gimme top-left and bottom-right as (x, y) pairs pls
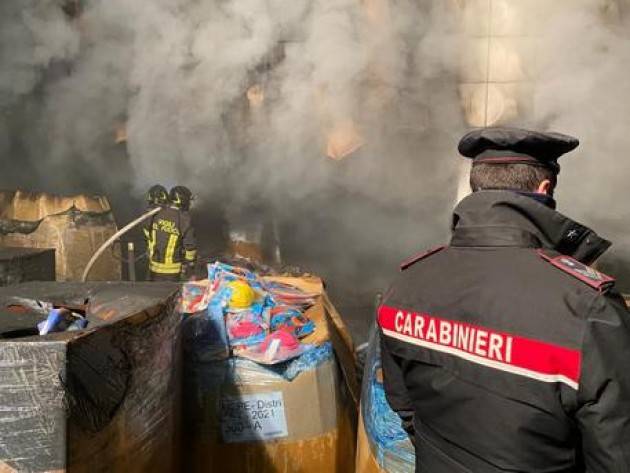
(379, 128), (630, 472)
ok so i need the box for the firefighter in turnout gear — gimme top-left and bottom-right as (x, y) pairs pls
(379, 127), (630, 472)
(143, 185), (197, 281)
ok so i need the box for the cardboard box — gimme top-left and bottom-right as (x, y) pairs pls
(183, 277), (358, 473)
(0, 191), (121, 282)
(0, 282), (181, 472)
(0, 247), (55, 286)
(185, 356), (356, 472)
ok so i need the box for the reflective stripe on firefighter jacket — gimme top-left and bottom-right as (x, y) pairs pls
(142, 206), (196, 275)
(379, 190), (630, 473)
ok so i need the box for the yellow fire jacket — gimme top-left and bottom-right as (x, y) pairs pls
(143, 206), (196, 275)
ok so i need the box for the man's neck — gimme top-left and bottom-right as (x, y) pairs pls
(513, 191), (556, 209)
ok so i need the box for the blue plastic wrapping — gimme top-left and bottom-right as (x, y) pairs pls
(273, 342), (333, 381)
(270, 306), (315, 338)
(208, 262), (259, 286)
(361, 325), (415, 472)
(37, 308), (88, 335)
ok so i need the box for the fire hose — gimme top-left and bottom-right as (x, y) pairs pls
(81, 206), (161, 282)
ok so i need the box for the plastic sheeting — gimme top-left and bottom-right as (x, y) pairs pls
(0, 282), (182, 472)
(186, 342), (333, 391)
(360, 324), (415, 472)
(182, 308), (230, 362)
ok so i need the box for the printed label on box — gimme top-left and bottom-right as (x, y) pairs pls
(220, 391), (288, 443)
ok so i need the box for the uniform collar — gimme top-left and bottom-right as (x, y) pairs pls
(450, 191), (611, 264)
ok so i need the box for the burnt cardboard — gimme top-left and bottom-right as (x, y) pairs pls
(0, 191), (121, 282)
(0, 247), (55, 287)
(0, 282), (181, 472)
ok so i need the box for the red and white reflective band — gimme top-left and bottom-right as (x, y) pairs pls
(378, 305), (581, 390)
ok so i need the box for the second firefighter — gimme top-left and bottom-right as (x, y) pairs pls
(144, 185), (197, 281)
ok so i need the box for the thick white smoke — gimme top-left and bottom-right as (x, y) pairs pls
(0, 1), (78, 108)
(521, 0), (630, 286)
(0, 1), (78, 184)
(1, 0), (462, 191)
(3, 0), (630, 298)
(0, 0), (464, 315)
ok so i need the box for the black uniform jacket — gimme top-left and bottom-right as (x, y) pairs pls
(379, 191), (630, 472)
(143, 206), (196, 275)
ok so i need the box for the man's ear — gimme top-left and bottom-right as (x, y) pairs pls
(536, 179), (552, 195)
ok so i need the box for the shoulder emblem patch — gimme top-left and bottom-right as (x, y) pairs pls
(400, 246), (446, 271)
(538, 250), (615, 291)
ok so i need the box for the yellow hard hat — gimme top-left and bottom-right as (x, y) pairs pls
(228, 280), (256, 309)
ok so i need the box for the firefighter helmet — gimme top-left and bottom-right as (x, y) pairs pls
(147, 184), (169, 207)
(169, 186), (193, 210)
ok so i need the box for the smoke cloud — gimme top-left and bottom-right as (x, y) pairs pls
(0, 0), (462, 301)
(506, 0), (630, 289)
(2, 0), (630, 323)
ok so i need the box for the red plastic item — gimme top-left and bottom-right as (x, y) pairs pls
(229, 320), (264, 338)
(260, 330), (300, 351)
